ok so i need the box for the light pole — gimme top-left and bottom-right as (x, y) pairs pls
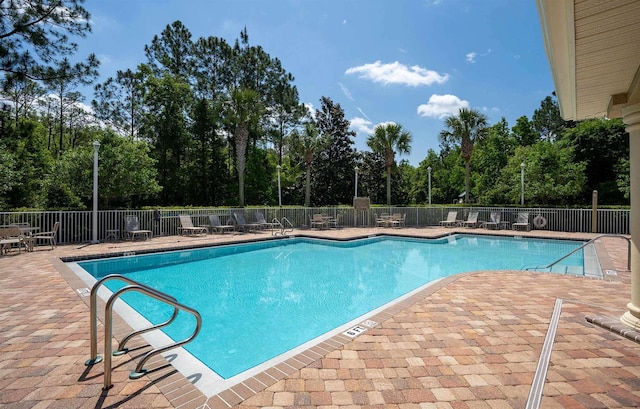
(92, 141), (100, 244)
(427, 166), (432, 205)
(276, 164), (282, 207)
(520, 162), (525, 206)
(354, 166), (359, 198)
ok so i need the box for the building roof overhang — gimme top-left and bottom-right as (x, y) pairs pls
(537, 0), (640, 121)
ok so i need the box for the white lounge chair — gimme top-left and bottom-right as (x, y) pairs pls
(178, 215), (208, 236)
(255, 211), (279, 230)
(462, 211), (480, 228)
(439, 211), (458, 227)
(512, 212), (531, 231)
(481, 212), (501, 230)
(124, 215), (152, 240)
(233, 213), (261, 232)
(208, 215), (235, 234)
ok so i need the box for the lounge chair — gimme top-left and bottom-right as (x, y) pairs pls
(481, 211), (501, 230)
(124, 215), (152, 240)
(233, 213), (261, 232)
(0, 225), (28, 254)
(207, 215), (235, 234)
(512, 212), (531, 231)
(255, 211), (279, 230)
(178, 215), (208, 236)
(462, 211), (480, 228)
(439, 211), (458, 227)
(310, 214), (327, 230)
(30, 221), (59, 250)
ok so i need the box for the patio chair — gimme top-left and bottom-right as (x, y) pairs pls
(512, 212), (531, 231)
(390, 213), (406, 228)
(30, 221), (59, 250)
(124, 215), (152, 240)
(310, 214), (327, 230)
(255, 211), (279, 230)
(178, 215), (208, 236)
(374, 213), (394, 227)
(481, 211), (501, 230)
(327, 214), (343, 229)
(0, 225), (28, 254)
(207, 215), (235, 234)
(233, 213), (261, 232)
(462, 211), (480, 228)
(439, 211), (458, 227)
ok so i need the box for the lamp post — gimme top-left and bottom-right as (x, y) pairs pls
(276, 164), (282, 207)
(92, 141), (100, 244)
(520, 162), (525, 206)
(354, 166), (359, 198)
(427, 166), (432, 205)
(0, 102), (10, 135)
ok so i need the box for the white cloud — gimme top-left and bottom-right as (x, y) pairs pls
(417, 94), (469, 119)
(338, 82), (354, 101)
(345, 61), (448, 87)
(350, 117), (396, 135)
(343, 19), (347, 24)
(350, 117), (375, 135)
(466, 49), (491, 63)
(304, 102), (316, 118)
(466, 52), (477, 63)
(97, 54), (112, 65)
(357, 107), (370, 120)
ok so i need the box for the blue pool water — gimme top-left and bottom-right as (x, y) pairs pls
(77, 235), (583, 379)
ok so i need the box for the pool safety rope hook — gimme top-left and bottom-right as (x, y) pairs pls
(85, 274), (202, 390)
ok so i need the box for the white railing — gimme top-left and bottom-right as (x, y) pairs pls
(0, 206), (629, 244)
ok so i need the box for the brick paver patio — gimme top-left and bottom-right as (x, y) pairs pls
(1, 227), (638, 408)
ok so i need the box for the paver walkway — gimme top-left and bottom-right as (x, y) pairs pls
(0, 227), (638, 408)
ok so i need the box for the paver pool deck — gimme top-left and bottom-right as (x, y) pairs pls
(0, 226), (639, 408)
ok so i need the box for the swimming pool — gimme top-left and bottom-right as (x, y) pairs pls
(73, 234), (586, 392)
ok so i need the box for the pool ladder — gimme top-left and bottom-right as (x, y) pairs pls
(272, 216), (294, 236)
(85, 274), (202, 390)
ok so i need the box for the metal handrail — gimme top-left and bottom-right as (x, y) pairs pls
(85, 274), (178, 364)
(272, 216), (294, 236)
(526, 234), (631, 273)
(85, 274), (202, 390)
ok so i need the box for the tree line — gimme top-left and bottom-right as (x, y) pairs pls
(0, 2), (630, 210)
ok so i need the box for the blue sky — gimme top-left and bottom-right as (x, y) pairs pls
(77, 0), (554, 166)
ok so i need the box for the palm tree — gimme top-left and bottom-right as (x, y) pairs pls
(366, 123), (412, 205)
(439, 108), (488, 203)
(225, 87), (263, 206)
(290, 122), (322, 206)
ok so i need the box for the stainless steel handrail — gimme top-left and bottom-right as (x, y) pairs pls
(526, 234), (631, 273)
(85, 274), (177, 365)
(272, 216), (294, 236)
(85, 274), (202, 390)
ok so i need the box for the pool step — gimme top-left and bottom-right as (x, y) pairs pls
(548, 264), (584, 276)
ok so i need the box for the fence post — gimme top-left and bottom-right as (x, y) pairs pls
(592, 190), (598, 233)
